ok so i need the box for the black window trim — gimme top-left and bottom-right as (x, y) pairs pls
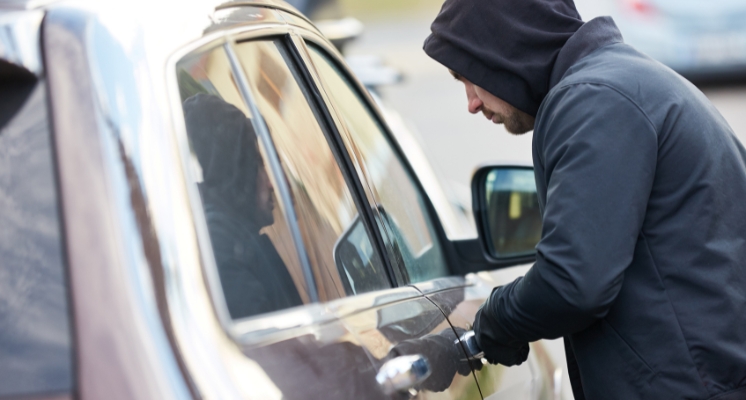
(265, 34), (400, 290)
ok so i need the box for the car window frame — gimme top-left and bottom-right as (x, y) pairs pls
(291, 33), (462, 285)
(234, 33), (399, 293)
(166, 26), (408, 339)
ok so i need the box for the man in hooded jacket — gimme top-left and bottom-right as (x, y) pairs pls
(183, 94), (303, 319)
(424, 0), (746, 398)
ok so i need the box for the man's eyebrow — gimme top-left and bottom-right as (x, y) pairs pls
(448, 69), (461, 81)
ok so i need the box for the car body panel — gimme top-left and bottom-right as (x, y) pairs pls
(43, 6), (194, 400)
(0, 394), (74, 400)
(341, 290), (482, 399)
(411, 272), (559, 400)
(239, 328), (378, 399)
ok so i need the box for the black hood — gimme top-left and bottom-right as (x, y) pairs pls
(424, 0), (584, 117)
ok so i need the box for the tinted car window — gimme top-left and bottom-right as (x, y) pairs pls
(0, 81), (73, 396)
(233, 39), (389, 298)
(306, 44), (449, 283)
(176, 45), (309, 319)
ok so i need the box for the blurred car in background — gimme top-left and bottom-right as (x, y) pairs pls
(604, 0), (746, 81)
(0, 0), (562, 399)
(285, 0), (339, 19)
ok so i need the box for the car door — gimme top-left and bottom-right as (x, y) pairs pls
(415, 276), (559, 400)
(295, 36), (487, 398)
(238, 32), (480, 399)
(295, 33), (559, 400)
(173, 32), (388, 399)
(171, 20), (479, 399)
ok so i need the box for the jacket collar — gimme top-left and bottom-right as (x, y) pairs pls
(549, 16), (624, 89)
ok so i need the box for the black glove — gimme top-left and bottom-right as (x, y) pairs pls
(473, 289), (530, 367)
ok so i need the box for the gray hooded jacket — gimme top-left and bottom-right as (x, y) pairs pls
(425, 2), (746, 398)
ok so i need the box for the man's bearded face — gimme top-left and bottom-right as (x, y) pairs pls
(449, 70), (535, 135)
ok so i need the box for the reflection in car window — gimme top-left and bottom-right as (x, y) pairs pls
(176, 45), (308, 319)
(0, 82), (73, 396)
(233, 39), (389, 298)
(306, 44), (449, 283)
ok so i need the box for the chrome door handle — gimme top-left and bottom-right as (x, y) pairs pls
(376, 354), (431, 395)
(457, 330), (485, 361)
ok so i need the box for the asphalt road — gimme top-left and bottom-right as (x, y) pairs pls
(346, 10), (746, 400)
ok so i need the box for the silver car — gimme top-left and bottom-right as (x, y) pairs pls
(0, 0), (561, 399)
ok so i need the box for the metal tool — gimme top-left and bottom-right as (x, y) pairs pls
(457, 330), (485, 361)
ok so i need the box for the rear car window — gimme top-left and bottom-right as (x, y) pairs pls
(0, 77), (73, 397)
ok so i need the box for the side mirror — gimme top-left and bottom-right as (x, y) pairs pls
(333, 214), (389, 296)
(472, 166), (541, 260)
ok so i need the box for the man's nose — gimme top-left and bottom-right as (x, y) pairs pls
(260, 167), (275, 191)
(468, 96), (483, 114)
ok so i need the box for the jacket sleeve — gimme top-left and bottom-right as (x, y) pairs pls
(480, 83), (658, 347)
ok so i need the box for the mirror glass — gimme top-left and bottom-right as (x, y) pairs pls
(484, 168), (541, 258)
(333, 214), (389, 295)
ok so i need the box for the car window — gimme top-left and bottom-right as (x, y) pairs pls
(176, 40), (389, 318)
(0, 80), (73, 397)
(232, 39), (389, 298)
(176, 44), (311, 319)
(305, 43), (449, 283)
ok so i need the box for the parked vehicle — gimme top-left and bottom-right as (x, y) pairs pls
(579, 0), (746, 81)
(0, 1), (562, 399)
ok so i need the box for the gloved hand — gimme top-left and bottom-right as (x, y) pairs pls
(385, 327), (472, 393)
(473, 290), (530, 366)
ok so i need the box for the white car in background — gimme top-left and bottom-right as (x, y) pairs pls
(577, 0), (746, 81)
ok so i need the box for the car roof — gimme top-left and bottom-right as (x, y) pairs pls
(0, 0), (321, 78)
(0, 0), (314, 36)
